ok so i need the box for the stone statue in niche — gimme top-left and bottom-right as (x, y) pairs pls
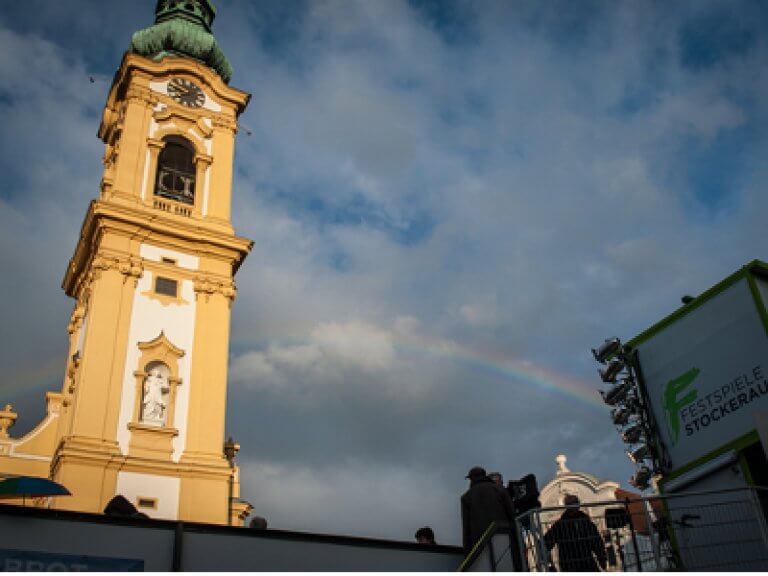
(141, 363), (170, 426)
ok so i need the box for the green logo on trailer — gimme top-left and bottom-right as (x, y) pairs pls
(663, 367), (700, 446)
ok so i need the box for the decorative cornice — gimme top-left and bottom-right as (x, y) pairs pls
(62, 200), (253, 297)
(100, 54), (250, 143)
(127, 422), (179, 438)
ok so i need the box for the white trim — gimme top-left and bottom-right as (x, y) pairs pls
(141, 149), (151, 201)
(116, 244), (198, 461)
(7, 414), (59, 448)
(149, 115), (160, 139)
(203, 165), (211, 216)
(202, 132), (212, 155)
(6, 452), (51, 462)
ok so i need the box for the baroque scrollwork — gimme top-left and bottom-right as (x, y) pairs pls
(103, 143), (118, 169)
(125, 85), (156, 106)
(67, 304), (87, 335)
(92, 255), (144, 281)
(193, 274), (237, 301)
(66, 351), (81, 394)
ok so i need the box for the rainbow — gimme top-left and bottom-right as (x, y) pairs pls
(391, 335), (605, 411)
(234, 329), (605, 412)
(5, 336), (604, 417)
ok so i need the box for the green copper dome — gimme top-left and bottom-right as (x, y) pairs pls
(130, 0), (233, 83)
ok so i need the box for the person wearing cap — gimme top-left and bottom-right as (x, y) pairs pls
(460, 466), (516, 554)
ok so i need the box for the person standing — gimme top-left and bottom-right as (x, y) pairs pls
(544, 494), (607, 572)
(460, 466), (517, 553)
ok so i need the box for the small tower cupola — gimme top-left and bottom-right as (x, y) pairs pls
(130, 0), (233, 83)
(155, 0), (215, 31)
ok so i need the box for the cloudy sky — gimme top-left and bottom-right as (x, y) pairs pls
(1, 0), (767, 545)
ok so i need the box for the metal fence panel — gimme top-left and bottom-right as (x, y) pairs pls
(663, 490), (768, 571)
(515, 487), (768, 572)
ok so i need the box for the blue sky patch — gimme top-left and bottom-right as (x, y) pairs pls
(408, 0), (477, 45)
(685, 124), (753, 217)
(260, 183), (434, 250)
(679, 9), (756, 71)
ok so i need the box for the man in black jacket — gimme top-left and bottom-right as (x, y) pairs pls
(460, 466), (517, 553)
(544, 495), (607, 572)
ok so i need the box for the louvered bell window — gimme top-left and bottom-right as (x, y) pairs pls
(155, 137), (195, 205)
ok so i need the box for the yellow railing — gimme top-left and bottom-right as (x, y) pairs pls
(153, 198), (192, 217)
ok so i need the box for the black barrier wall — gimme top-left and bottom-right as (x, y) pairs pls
(0, 505), (463, 572)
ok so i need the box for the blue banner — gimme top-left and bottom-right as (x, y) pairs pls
(0, 548), (144, 571)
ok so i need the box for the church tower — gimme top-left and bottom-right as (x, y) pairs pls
(0, 0), (253, 525)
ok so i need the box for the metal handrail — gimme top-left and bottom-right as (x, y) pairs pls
(457, 522), (521, 572)
(457, 521), (499, 572)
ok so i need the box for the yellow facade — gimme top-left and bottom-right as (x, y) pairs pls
(0, 52), (254, 526)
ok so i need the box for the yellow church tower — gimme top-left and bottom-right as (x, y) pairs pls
(0, 0), (253, 525)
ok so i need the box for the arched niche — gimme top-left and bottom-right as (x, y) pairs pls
(128, 332), (185, 460)
(140, 361), (172, 426)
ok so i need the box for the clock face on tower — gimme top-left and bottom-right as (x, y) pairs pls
(167, 78), (205, 108)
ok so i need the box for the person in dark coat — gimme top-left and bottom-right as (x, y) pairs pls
(544, 495), (607, 572)
(460, 466), (516, 553)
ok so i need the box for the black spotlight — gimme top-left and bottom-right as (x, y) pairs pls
(592, 338), (621, 364)
(599, 358), (625, 383)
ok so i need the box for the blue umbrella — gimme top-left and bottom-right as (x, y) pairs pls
(0, 477), (71, 501)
